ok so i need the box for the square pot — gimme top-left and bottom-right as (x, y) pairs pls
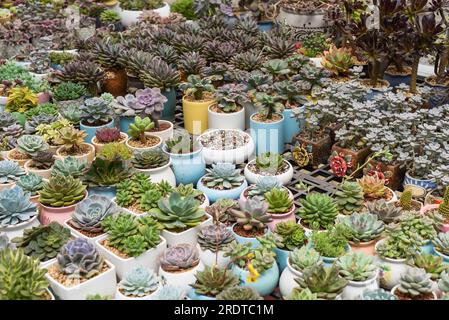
(368, 159), (406, 191)
(293, 134), (332, 168)
(162, 214), (212, 247)
(331, 143), (371, 177)
(63, 218), (106, 243)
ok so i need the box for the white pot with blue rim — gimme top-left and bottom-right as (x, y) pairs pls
(403, 171), (438, 199)
(279, 258), (302, 299)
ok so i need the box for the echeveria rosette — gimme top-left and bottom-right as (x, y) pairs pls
(16, 173), (45, 196)
(160, 243), (199, 271)
(80, 97), (114, 126)
(0, 160), (26, 184)
(0, 186), (37, 227)
(71, 195), (118, 233)
(135, 88), (167, 127)
(119, 266), (160, 297)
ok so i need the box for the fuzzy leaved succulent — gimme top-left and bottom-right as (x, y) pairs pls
(396, 267), (434, 299)
(0, 160), (26, 184)
(338, 212), (385, 243)
(216, 286), (262, 300)
(16, 173), (44, 196)
(335, 181), (364, 215)
(119, 266), (160, 297)
(230, 197), (272, 232)
(197, 223), (235, 252)
(298, 193), (338, 230)
(160, 243), (199, 272)
(190, 265), (240, 298)
(0, 186), (37, 227)
(70, 195), (117, 234)
(202, 163), (245, 190)
(39, 175), (86, 207)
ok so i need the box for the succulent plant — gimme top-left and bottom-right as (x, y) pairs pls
(178, 52), (207, 77)
(98, 142), (132, 162)
(338, 212), (385, 243)
(133, 88), (167, 127)
(5, 87), (38, 113)
(25, 114), (59, 134)
(410, 253), (449, 280)
(154, 285), (187, 300)
(16, 135), (48, 157)
(0, 248), (49, 300)
(0, 160), (25, 184)
(335, 181), (364, 215)
(398, 212), (436, 242)
(298, 193), (338, 230)
(255, 152), (284, 174)
(57, 238), (104, 280)
(160, 243), (200, 271)
(248, 176), (282, 198)
(254, 92), (285, 120)
(365, 199), (402, 224)
(438, 186), (449, 218)
(312, 224), (349, 258)
(223, 241), (253, 269)
(190, 265), (240, 298)
(128, 116), (155, 144)
(100, 9), (121, 23)
(361, 288), (398, 300)
(396, 267), (434, 299)
(439, 271), (449, 293)
(321, 46), (356, 76)
(16, 173), (44, 196)
(80, 97), (114, 126)
(57, 60), (104, 95)
(433, 232), (449, 256)
(264, 188), (293, 214)
(140, 189), (163, 211)
(53, 127), (87, 155)
(59, 104), (82, 124)
(140, 58), (180, 90)
(95, 128), (122, 144)
(357, 175), (387, 200)
(289, 245), (322, 272)
(216, 286), (262, 300)
(164, 134), (195, 154)
(84, 157), (133, 187)
(52, 82), (87, 102)
(202, 163), (245, 190)
(70, 195), (117, 234)
(274, 221), (306, 251)
(197, 223), (235, 252)
(376, 227), (423, 260)
(295, 264), (348, 300)
(29, 151), (55, 170)
(399, 188), (413, 211)
(39, 175), (86, 207)
(179, 74), (215, 101)
(12, 222), (71, 262)
(51, 156), (87, 179)
(231, 50), (265, 72)
(0, 186), (37, 227)
(230, 197), (272, 232)
(337, 252), (377, 282)
(288, 288), (319, 300)
(119, 266), (160, 297)
(131, 149), (170, 169)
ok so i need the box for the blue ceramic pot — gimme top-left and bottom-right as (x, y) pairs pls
(274, 247), (290, 273)
(383, 73), (411, 88)
(119, 116), (134, 134)
(282, 106), (305, 144)
(403, 171), (437, 198)
(163, 145), (205, 185)
(188, 289), (216, 300)
(162, 88), (177, 121)
(316, 244), (351, 266)
(80, 119), (115, 143)
(231, 223), (268, 249)
(197, 178), (248, 203)
(250, 113), (284, 155)
(421, 240), (433, 255)
(433, 247), (449, 263)
(232, 263), (279, 296)
(87, 186), (117, 199)
(258, 21), (273, 32)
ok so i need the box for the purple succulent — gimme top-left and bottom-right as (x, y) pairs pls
(135, 88), (167, 127)
(160, 243), (199, 272)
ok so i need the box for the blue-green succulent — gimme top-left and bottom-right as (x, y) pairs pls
(0, 186), (37, 227)
(119, 266), (160, 297)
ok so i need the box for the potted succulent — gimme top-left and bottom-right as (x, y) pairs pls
(335, 181), (365, 215)
(8, 135), (48, 167)
(16, 173), (45, 204)
(287, 288), (319, 300)
(125, 116), (162, 153)
(54, 127), (95, 165)
(297, 32), (330, 66)
(216, 286), (262, 300)
(208, 83), (248, 130)
(189, 265), (240, 300)
(198, 129), (255, 165)
(99, 9), (124, 31)
(159, 243), (205, 293)
(365, 199), (403, 226)
(272, 221), (307, 272)
(196, 163), (247, 203)
(0, 186), (39, 239)
(38, 175), (87, 225)
(163, 134), (205, 185)
(338, 212), (385, 256)
(396, 212), (437, 253)
(79, 97), (115, 143)
(46, 238), (117, 300)
(0, 160), (26, 191)
(361, 288), (397, 300)
(197, 223), (235, 268)
(279, 245), (322, 298)
(179, 75), (215, 135)
(432, 232), (449, 262)
(131, 149), (176, 186)
(337, 252), (379, 300)
(240, 176), (293, 202)
(298, 193), (338, 232)
(205, 199), (238, 227)
(149, 192), (211, 246)
(114, 0), (170, 27)
(278, 1), (330, 32)
(244, 152), (294, 186)
(64, 195), (118, 242)
(423, 187), (449, 232)
(391, 267), (437, 300)
(91, 127), (128, 154)
(24, 151), (55, 179)
(264, 187), (296, 231)
(310, 225), (351, 264)
(51, 156), (87, 179)
(320, 46), (357, 83)
(95, 213), (167, 279)
(51, 82), (87, 108)
(357, 175), (397, 204)
(116, 266), (161, 300)
(36, 118), (74, 153)
(171, 183), (209, 209)
(409, 253), (449, 283)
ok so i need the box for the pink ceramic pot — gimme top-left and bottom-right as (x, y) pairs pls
(267, 204), (296, 231)
(239, 186), (294, 202)
(37, 92), (50, 104)
(39, 192), (87, 225)
(349, 238), (379, 256)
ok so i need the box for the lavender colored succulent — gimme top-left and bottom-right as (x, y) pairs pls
(160, 243), (199, 272)
(135, 88), (167, 128)
(197, 223), (235, 252)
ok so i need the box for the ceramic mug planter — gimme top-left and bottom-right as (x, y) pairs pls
(274, 247), (290, 273)
(95, 235), (167, 280)
(249, 113), (284, 155)
(391, 284), (437, 300)
(374, 239), (408, 290)
(55, 143), (95, 165)
(161, 213), (212, 247)
(39, 191), (88, 225)
(198, 246), (230, 268)
(135, 160), (176, 187)
(46, 259), (117, 300)
(348, 238), (379, 256)
(279, 258), (302, 298)
(126, 135), (162, 154)
(114, 2), (170, 27)
(403, 171), (438, 199)
(232, 263), (279, 296)
(0, 214), (40, 240)
(207, 105), (245, 131)
(115, 284), (161, 300)
(231, 222), (267, 249)
(244, 159), (294, 186)
(163, 145), (206, 185)
(182, 96), (215, 135)
(198, 129), (255, 165)
(63, 218), (105, 243)
(282, 106), (305, 144)
(159, 260), (205, 293)
(196, 178), (248, 203)
(91, 132), (128, 154)
(80, 119), (115, 144)
(24, 160), (52, 179)
(146, 120), (174, 143)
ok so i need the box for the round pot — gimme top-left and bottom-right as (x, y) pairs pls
(126, 135), (162, 154)
(244, 159), (294, 186)
(239, 185), (294, 202)
(161, 214), (212, 247)
(198, 246), (230, 268)
(6, 149), (30, 167)
(79, 118), (115, 144)
(135, 160), (176, 187)
(182, 96), (215, 135)
(349, 238), (379, 256)
(0, 214), (40, 240)
(363, 186), (398, 205)
(0, 181), (15, 192)
(232, 263), (279, 296)
(433, 247), (449, 263)
(161, 88), (177, 121)
(341, 271), (379, 300)
(91, 132), (128, 154)
(318, 244), (351, 265)
(198, 129), (255, 165)
(39, 191), (88, 225)
(421, 204), (449, 232)
(37, 92), (50, 104)
(279, 258), (302, 299)
(267, 205), (296, 232)
(230, 222), (267, 249)
(119, 116), (134, 134)
(188, 289), (217, 300)
(274, 247), (290, 273)
(207, 105), (245, 131)
(282, 106), (305, 144)
(159, 261), (205, 293)
(115, 284), (161, 300)
(88, 186), (117, 199)
(374, 239), (408, 290)
(196, 178), (248, 204)
(115, 2), (170, 27)
(391, 284), (437, 300)
(146, 120), (173, 143)
(163, 145), (205, 185)
(403, 171), (437, 199)
(24, 160), (52, 179)
(55, 143), (95, 165)
(250, 113), (285, 155)
(276, 6), (327, 28)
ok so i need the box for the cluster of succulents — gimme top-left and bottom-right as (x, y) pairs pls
(274, 221), (306, 251)
(311, 225), (349, 258)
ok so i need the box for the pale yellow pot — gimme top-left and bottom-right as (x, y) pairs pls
(182, 96), (215, 135)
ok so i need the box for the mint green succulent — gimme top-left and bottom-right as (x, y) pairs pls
(16, 135), (48, 157)
(361, 288), (397, 300)
(248, 176), (282, 197)
(433, 232), (449, 256)
(396, 267), (434, 298)
(289, 245), (322, 272)
(338, 212), (384, 243)
(16, 173), (45, 196)
(0, 186), (37, 227)
(337, 252), (377, 282)
(119, 266), (160, 297)
(51, 156), (87, 178)
(202, 163), (245, 190)
(0, 160), (26, 184)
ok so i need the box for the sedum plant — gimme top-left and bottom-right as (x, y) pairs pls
(230, 197), (272, 232)
(274, 221), (306, 251)
(197, 223), (234, 252)
(395, 267), (434, 299)
(202, 163), (245, 190)
(410, 253), (449, 280)
(264, 188), (293, 213)
(0, 160), (26, 184)
(190, 265), (240, 298)
(132, 149), (170, 169)
(0, 186), (37, 227)
(338, 212), (385, 243)
(16, 135), (48, 157)
(216, 286), (262, 300)
(298, 193), (338, 230)
(289, 245), (322, 272)
(311, 225), (349, 258)
(365, 199), (402, 224)
(397, 212), (436, 243)
(248, 176), (282, 198)
(16, 173), (45, 196)
(337, 252), (377, 282)
(160, 243), (200, 271)
(51, 156), (87, 179)
(70, 195), (117, 234)
(39, 175), (86, 207)
(119, 266), (160, 297)
(432, 232), (449, 256)
(335, 181), (364, 215)
(376, 226), (423, 260)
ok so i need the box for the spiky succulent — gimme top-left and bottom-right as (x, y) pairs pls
(438, 186), (449, 218)
(95, 128), (122, 144)
(365, 199), (402, 224)
(80, 97), (114, 126)
(337, 252), (377, 282)
(255, 152), (284, 174)
(29, 151), (55, 170)
(264, 37), (297, 59)
(5, 87), (38, 113)
(70, 195), (117, 234)
(140, 58), (180, 90)
(202, 163), (245, 190)
(216, 286), (262, 300)
(190, 265), (240, 298)
(288, 288), (319, 300)
(91, 41), (123, 69)
(298, 193), (338, 230)
(321, 46), (356, 76)
(39, 175), (86, 207)
(174, 183), (203, 199)
(338, 212), (385, 243)
(52, 82), (87, 102)
(57, 60), (104, 93)
(178, 52), (207, 77)
(0, 160), (26, 184)
(0, 186), (37, 227)
(132, 149), (170, 169)
(231, 50), (264, 72)
(51, 156), (87, 179)
(16, 135), (48, 157)
(12, 222), (71, 262)
(410, 253), (449, 280)
(53, 127), (87, 154)
(248, 176), (282, 198)
(264, 188), (293, 213)
(335, 181), (364, 215)
(230, 197), (272, 231)
(197, 223), (235, 252)
(433, 232), (449, 256)
(274, 221), (306, 251)
(160, 243), (200, 272)
(16, 173), (44, 196)
(357, 175), (387, 200)
(361, 288), (398, 300)
(0, 248), (49, 300)
(289, 245), (322, 272)
(57, 238), (104, 280)
(119, 266), (160, 297)
(396, 267), (434, 299)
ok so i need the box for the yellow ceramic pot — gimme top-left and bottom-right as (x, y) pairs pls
(182, 96), (215, 135)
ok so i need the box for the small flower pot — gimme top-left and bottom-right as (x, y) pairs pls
(159, 260), (205, 293)
(187, 289), (217, 300)
(39, 191), (88, 225)
(0, 214), (40, 240)
(161, 87), (177, 121)
(374, 239), (408, 290)
(182, 96), (215, 135)
(403, 171), (437, 199)
(239, 185), (294, 202)
(95, 235), (167, 280)
(282, 106), (305, 144)
(55, 143), (95, 165)
(126, 135), (162, 154)
(115, 283), (161, 300)
(64, 218), (106, 243)
(279, 258), (302, 299)
(341, 271), (379, 300)
(24, 160), (52, 179)
(46, 259), (117, 300)
(6, 149), (30, 167)
(146, 120), (174, 143)
(421, 204), (449, 232)
(232, 263), (279, 296)
(231, 222), (267, 249)
(292, 133), (332, 168)
(198, 246), (230, 268)
(244, 159), (294, 186)
(267, 205), (296, 232)
(383, 66), (412, 88)
(249, 113), (285, 155)
(433, 246), (449, 263)
(79, 119), (115, 144)
(135, 160), (176, 187)
(331, 143), (371, 177)
(161, 213), (212, 247)
(91, 132), (128, 154)
(163, 145), (206, 185)
(317, 244), (351, 265)
(274, 247), (290, 273)
(207, 105), (245, 131)
(196, 178), (248, 204)
(119, 116), (134, 133)
(88, 186), (117, 199)
(348, 238), (379, 256)
(391, 284), (437, 300)
(114, 2), (170, 27)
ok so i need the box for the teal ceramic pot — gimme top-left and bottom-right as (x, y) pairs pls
(249, 113), (284, 155)
(433, 247), (449, 263)
(188, 289), (216, 300)
(119, 116), (134, 133)
(282, 106), (305, 144)
(87, 186), (117, 199)
(258, 21), (273, 32)
(231, 223), (267, 249)
(383, 73), (411, 88)
(232, 263), (279, 296)
(274, 247), (290, 272)
(421, 240), (433, 255)
(315, 244), (351, 266)
(163, 145), (205, 185)
(197, 178), (248, 203)
(162, 88), (177, 121)
(80, 119), (115, 143)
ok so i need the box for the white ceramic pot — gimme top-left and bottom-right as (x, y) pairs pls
(91, 132), (128, 154)
(310, 57), (323, 68)
(111, 197), (148, 217)
(115, 2), (170, 27)
(63, 218), (106, 243)
(199, 193), (209, 209)
(145, 120), (173, 143)
(115, 283), (161, 300)
(0, 214), (40, 240)
(374, 239), (408, 290)
(126, 135), (162, 154)
(0, 181), (15, 191)
(207, 106), (245, 131)
(159, 260), (205, 293)
(135, 160), (176, 187)
(341, 271), (379, 300)
(198, 246), (230, 268)
(391, 284), (437, 300)
(276, 6), (327, 29)
(244, 159), (294, 186)
(279, 258), (302, 299)
(24, 160), (52, 179)
(46, 260), (117, 300)
(198, 129), (255, 165)
(95, 235), (167, 280)
(162, 214), (212, 247)
(55, 143), (95, 165)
